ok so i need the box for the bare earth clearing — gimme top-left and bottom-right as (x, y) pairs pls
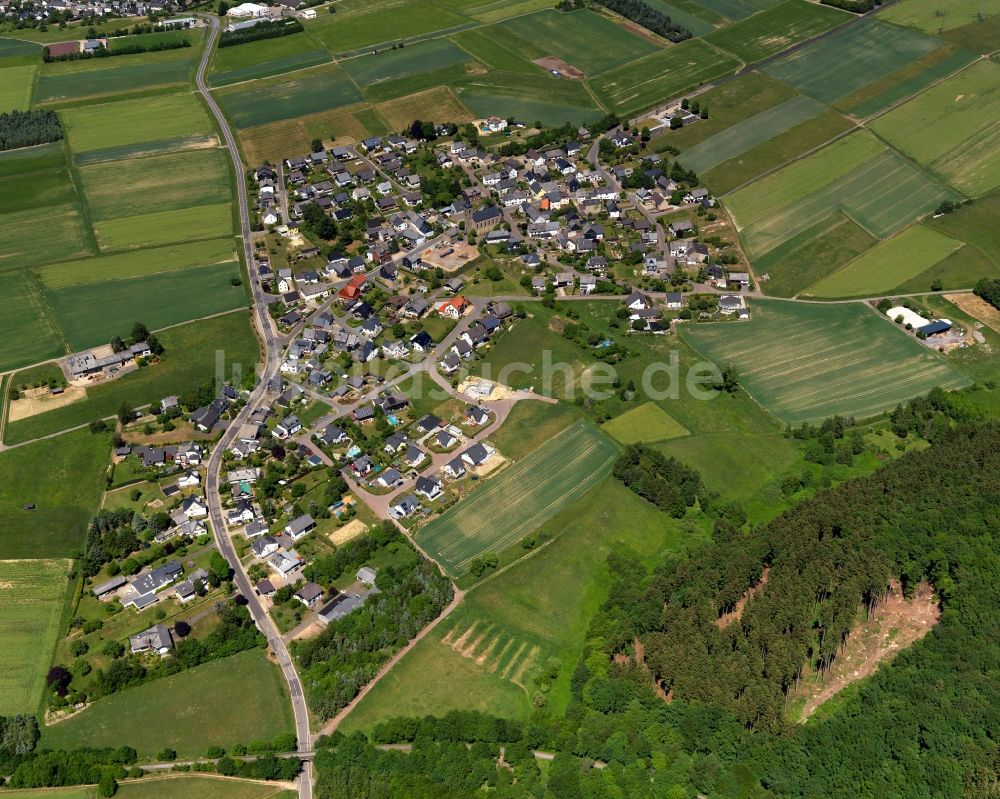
(792, 580), (940, 720)
(945, 292), (1000, 334)
(8, 386), (86, 421)
(533, 56), (584, 79)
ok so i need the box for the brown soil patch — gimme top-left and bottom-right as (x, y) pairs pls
(533, 56), (584, 80)
(945, 292), (1000, 334)
(122, 423), (215, 445)
(715, 566), (770, 629)
(8, 385), (87, 421)
(328, 518), (368, 546)
(291, 621), (324, 642)
(792, 580), (940, 721)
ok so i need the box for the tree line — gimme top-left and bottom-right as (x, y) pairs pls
(593, 0), (692, 41)
(43, 38), (190, 62)
(974, 277), (1000, 311)
(613, 444), (705, 517)
(219, 18), (304, 47)
(0, 109), (63, 151)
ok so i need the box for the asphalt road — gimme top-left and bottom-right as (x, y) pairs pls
(194, 16), (313, 799)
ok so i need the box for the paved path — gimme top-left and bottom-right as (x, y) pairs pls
(194, 16), (313, 799)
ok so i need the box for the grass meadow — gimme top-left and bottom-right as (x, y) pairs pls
(342, 38), (472, 85)
(0, 776), (297, 799)
(456, 76), (596, 127)
(307, 0), (471, 53)
(806, 225), (964, 298)
(0, 203), (93, 269)
(0, 559), (71, 715)
(762, 19), (941, 104)
(0, 429), (109, 557)
(588, 39), (739, 117)
(3, 312), (258, 445)
(61, 93), (215, 152)
(870, 59), (1000, 197)
(683, 300), (971, 425)
(341, 477), (703, 733)
(0, 64), (35, 111)
(419, 420), (618, 576)
(602, 401), (689, 445)
(34, 50), (196, 104)
(210, 48), (331, 87)
(94, 203), (233, 251)
(209, 29), (331, 86)
(0, 270), (66, 372)
(449, 28), (539, 73)
(214, 63), (363, 128)
(879, 0), (998, 33)
(45, 263), (246, 351)
(704, 0), (846, 62)
(39, 650), (294, 757)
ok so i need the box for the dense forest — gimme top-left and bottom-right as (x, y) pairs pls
(593, 0), (691, 42)
(974, 277), (1000, 311)
(314, 408), (1000, 798)
(0, 110), (63, 151)
(295, 527), (453, 720)
(613, 444), (705, 517)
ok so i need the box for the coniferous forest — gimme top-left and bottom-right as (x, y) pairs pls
(314, 413), (1000, 798)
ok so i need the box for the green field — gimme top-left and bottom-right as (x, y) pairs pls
(0, 429), (109, 557)
(756, 213), (877, 297)
(4, 312), (259, 445)
(214, 63), (363, 128)
(683, 300), (971, 424)
(308, 0), (471, 53)
(95, 203), (233, 251)
(0, 167), (77, 214)
(0, 270), (65, 372)
(704, 0), (846, 62)
(762, 19), (942, 103)
(450, 28), (538, 73)
(210, 49), (331, 87)
(678, 94), (824, 174)
(456, 75), (598, 127)
(806, 225), (964, 298)
(342, 38), (471, 85)
(646, 0), (721, 35)
(36, 238), (237, 288)
(698, 0), (784, 20)
(419, 420), (618, 576)
(880, 0), (998, 33)
(34, 52), (196, 104)
(0, 559), (70, 715)
(701, 108), (855, 194)
(79, 147), (231, 220)
(0, 36), (43, 60)
(493, 8), (656, 76)
(46, 263), (246, 350)
(209, 30), (331, 86)
(602, 401), (689, 445)
(0, 141), (65, 177)
(588, 39), (739, 117)
(39, 650), (294, 757)
(0, 776), (295, 799)
(0, 64), (36, 111)
(341, 477), (700, 733)
(61, 93), (216, 152)
(869, 60), (1000, 197)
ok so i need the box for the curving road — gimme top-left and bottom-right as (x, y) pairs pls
(193, 16), (313, 799)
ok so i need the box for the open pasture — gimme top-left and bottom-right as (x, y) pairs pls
(704, 0), (846, 63)
(0, 142), (65, 177)
(645, 0), (720, 35)
(0, 429), (109, 557)
(45, 262), (245, 350)
(0, 167), (76, 214)
(698, 0), (783, 20)
(4, 312), (258, 445)
(0, 270), (65, 372)
(209, 31), (331, 86)
(341, 38), (471, 85)
(209, 48), (330, 87)
(880, 0), (998, 33)
(450, 28), (539, 73)
(869, 59), (1000, 197)
(61, 93), (214, 152)
(0, 559), (70, 715)
(806, 225), (963, 298)
(589, 39), (739, 117)
(755, 213), (877, 297)
(678, 94), (824, 174)
(308, 0), (470, 53)
(0, 65), (35, 111)
(437, 0), (553, 23)
(375, 85), (472, 130)
(683, 300), (971, 425)
(493, 9), (657, 76)
(457, 73), (598, 126)
(0, 203), (92, 269)
(40, 650), (293, 757)
(79, 147), (230, 220)
(762, 19), (941, 104)
(419, 420), (618, 576)
(357, 60), (479, 104)
(0, 36), (42, 62)
(701, 107), (855, 195)
(36, 238), (236, 289)
(94, 203), (232, 251)
(603, 401), (689, 445)
(214, 63), (362, 128)
(34, 50), (196, 104)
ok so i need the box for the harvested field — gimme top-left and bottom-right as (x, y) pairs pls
(533, 56), (583, 79)
(419, 420), (618, 576)
(682, 300), (971, 425)
(375, 86), (472, 131)
(790, 581), (940, 721)
(239, 102), (386, 164)
(8, 386), (86, 422)
(945, 292), (1000, 333)
(328, 519), (368, 546)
